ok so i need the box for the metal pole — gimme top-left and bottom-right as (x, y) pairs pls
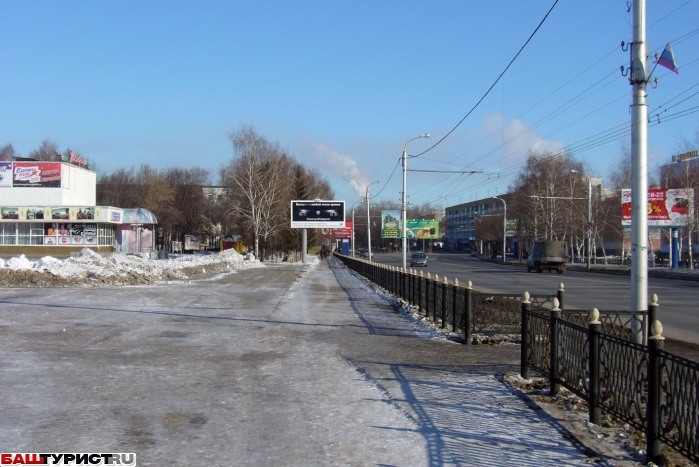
(630, 0), (648, 323)
(401, 134), (430, 270)
(493, 196), (506, 263)
(401, 144), (409, 270)
(302, 228), (307, 263)
(367, 180), (379, 263)
(367, 191), (372, 263)
(351, 207), (355, 258)
(587, 176), (592, 270)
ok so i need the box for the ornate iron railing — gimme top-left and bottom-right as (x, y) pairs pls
(598, 332), (648, 431)
(657, 350), (699, 463)
(333, 254), (698, 464)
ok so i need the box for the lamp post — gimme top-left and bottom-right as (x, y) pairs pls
(366, 180), (379, 263)
(493, 196), (507, 263)
(571, 170), (592, 270)
(401, 133), (430, 269)
(350, 201), (363, 258)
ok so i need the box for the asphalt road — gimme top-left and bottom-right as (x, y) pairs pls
(371, 252), (699, 345)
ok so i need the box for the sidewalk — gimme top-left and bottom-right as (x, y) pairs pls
(318, 257), (640, 466)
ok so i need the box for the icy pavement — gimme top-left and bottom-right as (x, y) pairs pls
(0, 254), (639, 466)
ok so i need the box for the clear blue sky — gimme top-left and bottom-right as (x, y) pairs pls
(2, 1), (698, 209)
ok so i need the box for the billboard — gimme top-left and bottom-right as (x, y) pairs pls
(290, 200), (345, 229)
(12, 162), (62, 188)
(332, 221), (352, 239)
(406, 219), (440, 239)
(622, 188), (694, 227)
(381, 210), (401, 238)
(0, 163), (12, 187)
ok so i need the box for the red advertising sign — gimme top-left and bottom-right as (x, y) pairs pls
(13, 162), (62, 188)
(332, 221), (352, 239)
(621, 188), (693, 227)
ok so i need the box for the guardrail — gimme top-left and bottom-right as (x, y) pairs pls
(333, 253), (698, 464)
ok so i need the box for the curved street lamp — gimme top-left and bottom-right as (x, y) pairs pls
(366, 180), (380, 263)
(493, 196), (507, 263)
(401, 134), (430, 269)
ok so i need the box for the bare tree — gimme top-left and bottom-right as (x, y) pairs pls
(224, 126), (290, 258)
(0, 143), (17, 161)
(28, 139), (61, 161)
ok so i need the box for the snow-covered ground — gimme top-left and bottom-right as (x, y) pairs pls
(0, 248), (267, 287)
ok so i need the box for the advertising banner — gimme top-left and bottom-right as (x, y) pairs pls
(0, 163), (12, 187)
(1, 207), (19, 220)
(406, 219), (440, 239)
(51, 207), (70, 220)
(25, 207), (47, 220)
(332, 221), (352, 239)
(290, 200), (345, 229)
(622, 188), (694, 227)
(12, 162), (62, 188)
(381, 210), (401, 238)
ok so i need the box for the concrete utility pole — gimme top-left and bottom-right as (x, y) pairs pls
(401, 134), (430, 269)
(366, 180), (379, 263)
(629, 0), (649, 320)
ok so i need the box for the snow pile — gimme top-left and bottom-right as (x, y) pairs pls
(0, 248), (263, 287)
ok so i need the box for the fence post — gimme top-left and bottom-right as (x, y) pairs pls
(588, 308), (601, 425)
(464, 281), (473, 345)
(440, 276), (447, 328)
(452, 278), (459, 332)
(549, 297), (561, 396)
(521, 291), (531, 379)
(557, 282), (565, 311)
(426, 273), (432, 319)
(418, 271), (423, 316)
(646, 315), (665, 464)
(647, 293), (658, 345)
(434, 274), (440, 323)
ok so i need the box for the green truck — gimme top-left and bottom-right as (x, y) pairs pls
(526, 240), (569, 274)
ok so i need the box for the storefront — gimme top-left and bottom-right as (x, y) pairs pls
(0, 159), (157, 256)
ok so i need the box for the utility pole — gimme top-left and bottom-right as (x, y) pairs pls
(629, 0), (649, 325)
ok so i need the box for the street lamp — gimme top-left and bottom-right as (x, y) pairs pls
(366, 180), (380, 263)
(493, 196), (507, 264)
(350, 201), (363, 258)
(402, 133), (430, 269)
(571, 170), (592, 270)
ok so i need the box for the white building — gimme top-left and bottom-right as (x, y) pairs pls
(0, 159), (157, 256)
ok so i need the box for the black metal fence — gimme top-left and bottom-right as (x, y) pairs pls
(521, 298), (699, 464)
(334, 253), (699, 464)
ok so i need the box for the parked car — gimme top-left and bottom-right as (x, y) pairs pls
(356, 248), (372, 259)
(526, 240), (569, 274)
(410, 252), (428, 267)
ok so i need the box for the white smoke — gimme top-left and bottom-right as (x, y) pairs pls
(299, 138), (370, 200)
(483, 113), (564, 167)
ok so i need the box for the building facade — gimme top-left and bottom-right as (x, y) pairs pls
(0, 160), (157, 256)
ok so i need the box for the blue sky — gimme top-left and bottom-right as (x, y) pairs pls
(2, 1), (698, 209)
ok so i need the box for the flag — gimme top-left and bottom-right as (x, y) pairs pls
(657, 42), (679, 74)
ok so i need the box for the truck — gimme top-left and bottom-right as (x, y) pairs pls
(183, 235), (200, 253)
(526, 240), (569, 274)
